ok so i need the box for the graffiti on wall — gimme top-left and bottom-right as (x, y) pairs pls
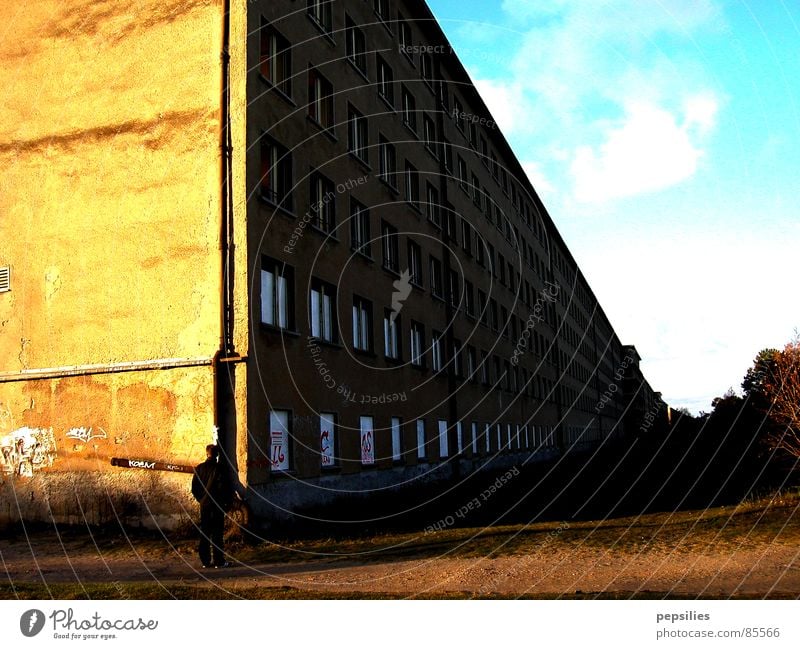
(65, 426), (108, 444)
(0, 427), (58, 477)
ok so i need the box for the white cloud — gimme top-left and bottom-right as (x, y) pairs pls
(473, 79), (529, 135)
(521, 161), (554, 199)
(570, 97), (717, 203)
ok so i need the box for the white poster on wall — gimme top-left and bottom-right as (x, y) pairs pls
(320, 413), (335, 467)
(269, 410), (290, 471)
(360, 416), (374, 465)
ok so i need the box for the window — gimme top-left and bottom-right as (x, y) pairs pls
(260, 20), (291, 96)
(431, 331), (443, 372)
(391, 417), (402, 462)
(442, 138), (453, 172)
(478, 289), (487, 325)
(471, 174), (482, 208)
(498, 253), (506, 285)
(429, 256), (443, 298)
(320, 412), (336, 467)
(310, 171), (335, 232)
(384, 309), (401, 359)
(467, 345), (477, 381)
(405, 161), (419, 207)
(348, 106), (368, 162)
(425, 182), (440, 226)
(451, 340), (462, 377)
(491, 151), (498, 179)
(489, 298), (498, 331)
(374, 0), (389, 19)
(476, 237), (485, 266)
(485, 196), (494, 223)
(457, 156), (468, 191)
(471, 422), (478, 454)
(360, 416), (375, 465)
(469, 122), (478, 149)
(465, 280), (475, 317)
(500, 305), (508, 339)
(310, 278), (336, 342)
(381, 220), (399, 272)
(410, 321), (424, 366)
(308, 68), (334, 129)
(453, 96), (465, 132)
(346, 17), (367, 75)
(493, 356), (502, 389)
(307, 0), (332, 32)
(438, 420), (448, 458)
(376, 55), (394, 105)
(416, 419), (426, 460)
(461, 219), (472, 256)
(261, 257), (294, 330)
(0, 267), (9, 293)
(448, 269), (459, 307)
(399, 16), (413, 61)
(480, 136), (488, 166)
(269, 410), (291, 471)
(408, 240), (422, 286)
(352, 295), (373, 352)
(421, 54), (434, 86)
(487, 243), (496, 276)
(260, 137), (293, 209)
(445, 210), (457, 243)
(401, 86), (417, 131)
(350, 199), (371, 256)
(480, 350), (489, 385)
(423, 114), (436, 153)
(378, 136), (397, 188)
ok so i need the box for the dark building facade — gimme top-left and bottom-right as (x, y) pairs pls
(242, 0), (669, 523)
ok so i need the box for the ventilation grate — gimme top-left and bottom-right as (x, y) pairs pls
(0, 266), (9, 293)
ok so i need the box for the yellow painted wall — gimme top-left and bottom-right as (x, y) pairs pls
(0, 0), (226, 370)
(0, 1), (254, 525)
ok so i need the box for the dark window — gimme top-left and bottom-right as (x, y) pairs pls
(378, 136), (397, 188)
(384, 308), (401, 359)
(348, 105), (368, 162)
(425, 182), (440, 226)
(307, 0), (333, 32)
(430, 256), (443, 298)
(465, 280), (475, 317)
(405, 161), (419, 207)
(376, 55), (394, 105)
(381, 221), (399, 272)
(401, 86), (417, 131)
(408, 240), (423, 287)
(399, 15), (413, 61)
(309, 170), (335, 232)
(346, 17), (368, 75)
(448, 269), (459, 307)
(421, 53), (434, 86)
(260, 20), (291, 96)
(308, 68), (334, 129)
(423, 114), (436, 153)
(260, 137), (293, 210)
(410, 320), (425, 366)
(350, 199), (371, 256)
(461, 219), (472, 255)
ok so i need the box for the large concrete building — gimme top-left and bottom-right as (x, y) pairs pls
(0, 0), (667, 529)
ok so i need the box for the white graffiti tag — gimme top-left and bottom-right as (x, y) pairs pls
(65, 426), (108, 444)
(0, 427), (58, 477)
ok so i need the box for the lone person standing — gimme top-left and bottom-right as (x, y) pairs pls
(191, 444), (232, 568)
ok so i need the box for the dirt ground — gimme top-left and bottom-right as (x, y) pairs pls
(2, 529), (799, 598)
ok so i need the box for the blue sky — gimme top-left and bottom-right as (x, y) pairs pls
(427, 0), (800, 414)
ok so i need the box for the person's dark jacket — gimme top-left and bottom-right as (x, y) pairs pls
(191, 458), (232, 511)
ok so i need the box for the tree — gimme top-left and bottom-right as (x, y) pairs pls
(742, 348), (779, 405)
(761, 336), (800, 458)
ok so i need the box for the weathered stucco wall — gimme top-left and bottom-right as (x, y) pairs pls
(0, 0), (225, 370)
(0, 0), (250, 527)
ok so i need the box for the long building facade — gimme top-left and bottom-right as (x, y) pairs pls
(0, 0), (668, 529)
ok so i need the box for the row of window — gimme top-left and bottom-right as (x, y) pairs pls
(259, 10), (552, 272)
(262, 255), (563, 391)
(267, 408), (558, 472)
